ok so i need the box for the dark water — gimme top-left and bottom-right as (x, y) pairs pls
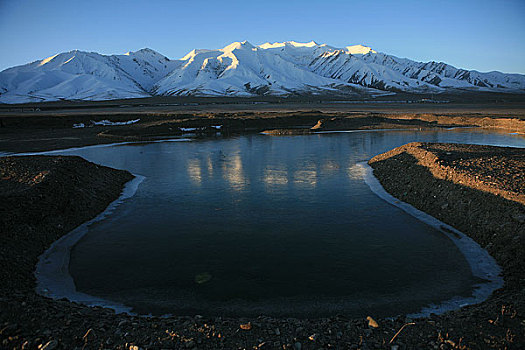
(58, 129), (524, 317)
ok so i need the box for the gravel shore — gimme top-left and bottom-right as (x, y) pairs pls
(369, 142), (524, 349)
(1, 141), (524, 349)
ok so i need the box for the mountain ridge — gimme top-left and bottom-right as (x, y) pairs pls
(1, 41), (524, 103)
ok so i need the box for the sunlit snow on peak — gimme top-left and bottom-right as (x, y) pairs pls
(289, 40), (318, 47)
(345, 45), (376, 55)
(258, 41), (320, 49)
(181, 49), (214, 61)
(38, 54), (59, 66)
(258, 42), (286, 49)
(222, 41), (255, 52)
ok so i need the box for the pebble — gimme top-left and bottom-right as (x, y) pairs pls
(366, 316), (379, 328)
(240, 322), (252, 330)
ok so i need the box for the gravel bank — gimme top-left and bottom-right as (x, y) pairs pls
(369, 142), (524, 349)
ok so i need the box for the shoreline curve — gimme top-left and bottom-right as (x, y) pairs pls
(361, 162), (504, 317)
(35, 174), (145, 314)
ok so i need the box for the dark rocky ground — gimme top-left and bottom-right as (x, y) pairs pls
(0, 111), (524, 349)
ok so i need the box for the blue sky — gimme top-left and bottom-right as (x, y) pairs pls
(1, 0), (524, 73)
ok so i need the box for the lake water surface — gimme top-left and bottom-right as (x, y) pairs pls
(53, 129), (524, 317)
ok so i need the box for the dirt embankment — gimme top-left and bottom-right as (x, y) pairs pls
(0, 156), (134, 291)
(369, 143), (525, 348)
(390, 114), (525, 134)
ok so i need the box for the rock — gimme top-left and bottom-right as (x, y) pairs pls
(40, 340), (58, 350)
(366, 316), (379, 328)
(391, 345), (399, 350)
(275, 328), (281, 336)
(294, 341), (302, 350)
(240, 322), (252, 330)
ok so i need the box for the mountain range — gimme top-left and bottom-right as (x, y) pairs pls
(1, 40), (524, 103)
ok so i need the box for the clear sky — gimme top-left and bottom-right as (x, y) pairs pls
(1, 0), (524, 74)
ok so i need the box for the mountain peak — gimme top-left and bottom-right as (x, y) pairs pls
(126, 48), (164, 57)
(258, 41), (321, 49)
(136, 48), (157, 54)
(345, 44), (376, 55)
(222, 41), (255, 52)
(288, 40), (319, 47)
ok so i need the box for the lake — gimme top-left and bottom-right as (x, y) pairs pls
(48, 128), (524, 317)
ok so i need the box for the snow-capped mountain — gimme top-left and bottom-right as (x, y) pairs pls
(1, 41), (524, 103)
(0, 48), (180, 103)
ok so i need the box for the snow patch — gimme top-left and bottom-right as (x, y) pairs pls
(91, 118), (140, 126)
(180, 125), (222, 132)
